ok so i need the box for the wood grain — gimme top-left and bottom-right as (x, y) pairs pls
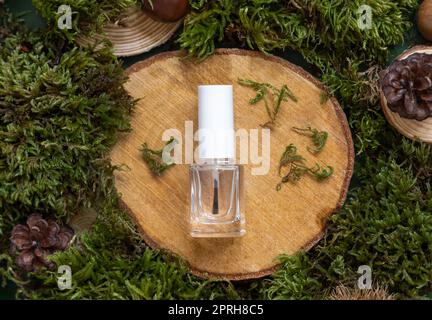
(111, 49), (354, 280)
(77, 6), (182, 57)
(380, 46), (432, 144)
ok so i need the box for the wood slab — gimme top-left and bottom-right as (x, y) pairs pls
(111, 49), (354, 280)
(77, 6), (182, 57)
(381, 46), (432, 144)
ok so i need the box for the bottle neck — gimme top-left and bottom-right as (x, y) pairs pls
(196, 158), (235, 165)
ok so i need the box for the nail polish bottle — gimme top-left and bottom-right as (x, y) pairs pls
(190, 85), (245, 238)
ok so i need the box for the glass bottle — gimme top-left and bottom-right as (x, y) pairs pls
(189, 85), (245, 237)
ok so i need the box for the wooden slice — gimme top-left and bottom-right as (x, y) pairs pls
(77, 6), (182, 57)
(111, 49), (354, 280)
(380, 46), (432, 144)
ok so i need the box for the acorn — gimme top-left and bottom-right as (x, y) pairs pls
(142, 0), (189, 22)
(417, 0), (432, 41)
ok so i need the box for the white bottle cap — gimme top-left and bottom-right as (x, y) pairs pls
(198, 85), (235, 160)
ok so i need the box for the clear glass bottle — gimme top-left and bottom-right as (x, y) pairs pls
(190, 85), (245, 237)
(190, 158), (244, 237)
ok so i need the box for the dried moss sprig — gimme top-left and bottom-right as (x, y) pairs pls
(276, 144), (333, 191)
(307, 163), (334, 181)
(141, 137), (177, 176)
(238, 78), (273, 104)
(238, 78), (297, 129)
(292, 127), (329, 154)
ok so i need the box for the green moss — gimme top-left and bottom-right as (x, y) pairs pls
(0, 3), (134, 251)
(0, 6), (25, 41)
(180, 0), (418, 66)
(260, 253), (322, 300)
(181, 0), (431, 299)
(262, 141), (432, 299)
(31, 0), (138, 41)
(2, 1), (431, 300)
(0, 34), (133, 231)
(19, 196), (241, 300)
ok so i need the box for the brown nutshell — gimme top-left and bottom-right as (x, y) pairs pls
(142, 0), (189, 22)
(417, 0), (432, 41)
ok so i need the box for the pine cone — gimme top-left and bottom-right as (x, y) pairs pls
(10, 214), (74, 272)
(380, 52), (432, 121)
